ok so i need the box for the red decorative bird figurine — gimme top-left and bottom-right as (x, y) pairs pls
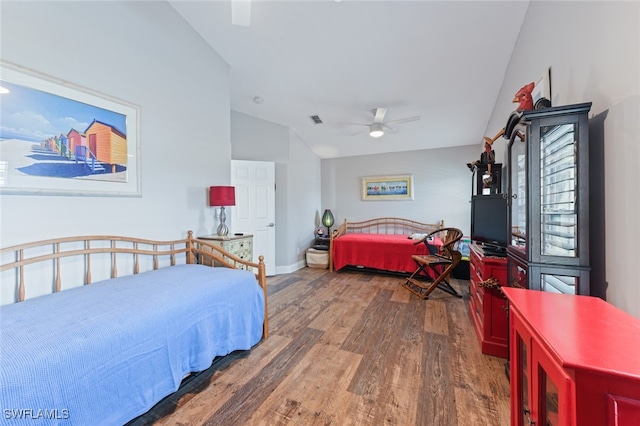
(513, 82), (535, 111)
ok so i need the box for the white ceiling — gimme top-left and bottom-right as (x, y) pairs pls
(169, 0), (530, 159)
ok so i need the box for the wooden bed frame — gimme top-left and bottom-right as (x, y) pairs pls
(329, 217), (444, 272)
(0, 230), (268, 338)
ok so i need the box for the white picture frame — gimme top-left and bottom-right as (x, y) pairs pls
(0, 61), (141, 197)
(532, 67), (552, 109)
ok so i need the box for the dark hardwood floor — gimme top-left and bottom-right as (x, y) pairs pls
(129, 267), (510, 425)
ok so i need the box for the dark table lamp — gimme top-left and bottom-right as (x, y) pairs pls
(209, 186), (236, 236)
(322, 209), (334, 234)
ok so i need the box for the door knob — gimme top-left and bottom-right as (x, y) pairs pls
(267, 223), (275, 227)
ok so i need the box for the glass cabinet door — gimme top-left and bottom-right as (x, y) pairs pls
(509, 134), (527, 257)
(528, 265), (589, 295)
(540, 273), (577, 295)
(518, 334), (531, 426)
(540, 368), (560, 426)
(532, 340), (573, 426)
(539, 123), (578, 259)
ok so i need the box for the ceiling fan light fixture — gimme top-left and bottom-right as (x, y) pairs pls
(369, 123), (384, 138)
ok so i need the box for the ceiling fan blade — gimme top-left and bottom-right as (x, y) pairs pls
(384, 116), (421, 125)
(373, 108), (387, 123)
(232, 0), (251, 26)
(383, 124), (400, 134)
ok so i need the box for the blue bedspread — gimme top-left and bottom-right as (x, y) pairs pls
(0, 264), (265, 425)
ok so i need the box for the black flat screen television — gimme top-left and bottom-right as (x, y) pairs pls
(471, 194), (508, 254)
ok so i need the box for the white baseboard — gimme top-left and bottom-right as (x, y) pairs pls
(274, 259), (307, 275)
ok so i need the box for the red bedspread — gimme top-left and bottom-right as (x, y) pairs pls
(332, 234), (434, 273)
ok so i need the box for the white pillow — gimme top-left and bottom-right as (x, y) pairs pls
(409, 233), (428, 240)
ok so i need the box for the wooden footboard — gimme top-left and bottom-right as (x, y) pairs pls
(191, 234), (268, 338)
(0, 230), (268, 339)
(329, 218), (444, 272)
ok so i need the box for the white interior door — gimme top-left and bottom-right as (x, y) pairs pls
(231, 160), (276, 276)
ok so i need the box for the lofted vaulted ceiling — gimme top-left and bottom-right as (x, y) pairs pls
(169, 0), (530, 159)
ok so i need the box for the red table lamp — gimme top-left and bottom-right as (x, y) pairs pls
(209, 186), (236, 236)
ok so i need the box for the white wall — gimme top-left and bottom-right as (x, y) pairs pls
(288, 131), (323, 269)
(230, 111), (322, 272)
(486, 1), (640, 317)
(231, 111), (290, 162)
(321, 145), (479, 236)
(0, 1), (233, 302)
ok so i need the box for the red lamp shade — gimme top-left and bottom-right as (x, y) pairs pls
(209, 186), (236, 207)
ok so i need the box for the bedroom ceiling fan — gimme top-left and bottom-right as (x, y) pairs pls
(232, 0), (251, 26)
(352, 108), (421, 138)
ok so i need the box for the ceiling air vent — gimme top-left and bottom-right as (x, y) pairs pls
(310, 115), (323, 125)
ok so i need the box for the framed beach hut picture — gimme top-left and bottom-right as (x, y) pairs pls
(0, 61), (140, 196)
(361, 174), (414, 201)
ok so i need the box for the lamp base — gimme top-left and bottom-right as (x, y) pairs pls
(216, 206), (229, 237)
(216, 224), (229, 237)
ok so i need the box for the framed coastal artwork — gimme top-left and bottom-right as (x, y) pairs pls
(361, 174), (414, 201)
(0, 61), (141, 196)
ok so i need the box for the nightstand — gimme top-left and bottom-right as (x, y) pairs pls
(197, 234), (253, 269)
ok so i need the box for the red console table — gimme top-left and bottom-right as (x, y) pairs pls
(468, 243), (508, 358)
(503, 287), (640, 426)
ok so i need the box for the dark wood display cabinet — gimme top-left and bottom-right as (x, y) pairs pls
(468, 243), (508, 359)
(503, 287), (640, 426)
(505, 103), (592, 295)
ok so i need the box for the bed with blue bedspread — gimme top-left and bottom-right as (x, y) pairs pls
(0, 232), (268, 425)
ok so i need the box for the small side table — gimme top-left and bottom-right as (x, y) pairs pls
(197, 234), (253, 269)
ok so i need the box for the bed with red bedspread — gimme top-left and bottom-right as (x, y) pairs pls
(329, 218), (443, 274)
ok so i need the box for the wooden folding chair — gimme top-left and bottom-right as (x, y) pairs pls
(403, 227), (463, 299)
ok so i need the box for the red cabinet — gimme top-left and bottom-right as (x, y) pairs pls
(503, 287), (640, 426)
(469, 243), (508, 358)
